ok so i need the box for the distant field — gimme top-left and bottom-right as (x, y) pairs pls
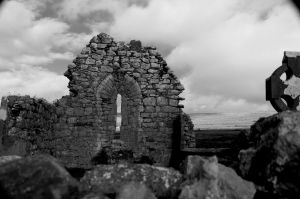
(189, 111), (275, 130)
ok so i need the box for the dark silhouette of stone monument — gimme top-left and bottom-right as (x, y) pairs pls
(266, 51), (300, 112)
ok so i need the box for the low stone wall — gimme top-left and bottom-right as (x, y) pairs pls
(0, 96), (57, 156)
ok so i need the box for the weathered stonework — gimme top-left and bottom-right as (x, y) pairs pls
(181, 113), (195, 148)
(0, 33), (190, 168)
(0, 96), (57, 156)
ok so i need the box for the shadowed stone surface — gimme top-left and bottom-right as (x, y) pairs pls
(0, 155), (79, 199)
(116, 182), (157, 199)
(0, 155), (21, 166)
(239, 111), (300, 198)
(80, 163), (183, 199)
(79, 190), (109, 199)
(179, 155), (256, 199)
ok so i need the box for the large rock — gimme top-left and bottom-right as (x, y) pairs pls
(0, 155), (22, 165)
(0, 155), (79, 199)
(239, 111), (300, 198)
(116, 182), (157, 199)
(79, 190), (109, 199)
(80, 163), (183, 198)
(179, 155), (256, 199)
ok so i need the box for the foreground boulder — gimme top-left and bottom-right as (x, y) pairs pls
(81, 163), (183, 199)
(239, 111), (300, 198)
(0, 155), (79, 199)
(179, 155), (256, 199)
(116, 182), (157, 199)
(80, 190), (109, 199)
(0, 155), (21, 165)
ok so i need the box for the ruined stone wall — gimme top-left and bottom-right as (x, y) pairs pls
(0, 33), (189, 168)
(181, 113), (195, 148)
(53, 33), (185, 168)
(0, 96), (57, 156)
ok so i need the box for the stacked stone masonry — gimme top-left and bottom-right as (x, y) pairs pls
(181, 113), (195, 148)
(0, 33), (195, 168)
(0, 96), (57, 156)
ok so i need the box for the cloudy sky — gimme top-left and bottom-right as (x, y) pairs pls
(0, 0), (299, 113)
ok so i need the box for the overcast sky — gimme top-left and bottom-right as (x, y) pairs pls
(0, 0), (299, 113)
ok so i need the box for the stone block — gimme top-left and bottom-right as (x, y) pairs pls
(169, 99), (178, 106)
(107, 50), (116, 56)
(157, 97), (168, 105)
(133, 73), (140, 78)
(150, 63), (160, 68)
(90, 42), (97, 50)
(91, 54), (102, 60)
(175, 84), (184, 91)
(65, 108), (74, 115)
(80, 64), (89, 70)
(143, 97), (156, 106)
(162, 79), (170, 84)
(162, 106), (179, 113)
(101, 65), (113, 72)
(96, 50), (106, 55)
(86, 57), (96, 65)
(78, 54), (88, 58)
(142, 58), (149, 63)
(81, 47), (91, 55)
(168, 90), (182, 95)
(144, 106), (155, 113)
(97, 44), (107, 49)
(142, 122), (156, 128)
(141, 63), (150, 70)
(101, 37), (113, 44)
(149, 49), (158, 55)
(84, 107), (93, 115)
(148, 69), (158, 74)
(90, 35), (100, 43)
(150, 58), (158, 63)
(67, 117), (77, 124)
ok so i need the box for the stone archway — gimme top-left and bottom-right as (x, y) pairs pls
(96, 74), (142, 149)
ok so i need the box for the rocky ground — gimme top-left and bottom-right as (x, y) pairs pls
(0, 110), (299, 199)
(0, 154), (255, 199)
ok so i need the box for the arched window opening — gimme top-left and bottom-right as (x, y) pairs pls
(116, 94), (122, 132)
(97, 75), (141, 149)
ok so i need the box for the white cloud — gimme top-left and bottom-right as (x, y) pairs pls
(106, 0), (300, 113)
(0, 1), (78, 102)
(57, 0), (129, 21)
(0, 65), (68, 102)
(1, 0), (300, 114)
(0, 0), (90, 68)
(180, 78), (272, 113)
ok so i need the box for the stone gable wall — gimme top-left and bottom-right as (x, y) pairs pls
(0, 33), (191, 168)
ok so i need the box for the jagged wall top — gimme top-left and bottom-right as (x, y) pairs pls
(64, 33), (184, 98)
(0, 33), (189, 168)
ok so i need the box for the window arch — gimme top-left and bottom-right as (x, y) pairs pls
(96, 75), (142, 149)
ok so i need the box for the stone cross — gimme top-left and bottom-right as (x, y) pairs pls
(266, 51), (300, 112)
